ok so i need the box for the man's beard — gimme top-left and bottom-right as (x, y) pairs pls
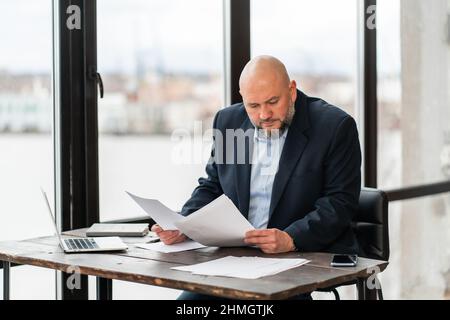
(253, 101), (296, 138)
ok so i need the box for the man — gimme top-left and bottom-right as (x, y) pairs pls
(153, 55), (362, 299)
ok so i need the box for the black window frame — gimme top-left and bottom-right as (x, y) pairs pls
(53, 0), (99, 300)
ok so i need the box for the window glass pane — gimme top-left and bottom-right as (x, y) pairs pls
(0, 0), (55, 299)
(380, 194), (450, 299)
(377, 0), (450, 300)
(98, 1), (223, 299)
(251, 0), (358, 118)
(97, 0), (223, 221)
(378, 0), (450, 189)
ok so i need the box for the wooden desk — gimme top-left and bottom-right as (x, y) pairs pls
(0, 229), (388, 300)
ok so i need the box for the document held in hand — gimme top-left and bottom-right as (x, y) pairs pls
(127, 192), (255, 247)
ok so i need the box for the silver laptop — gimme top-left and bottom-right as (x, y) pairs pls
(41, 189), (128, 253)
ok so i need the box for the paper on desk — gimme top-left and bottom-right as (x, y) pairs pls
(171, 256), (310, 279)
(126, 191), (184, 230)
(135, 240), (206, 253)
(174, 195), (255, 247)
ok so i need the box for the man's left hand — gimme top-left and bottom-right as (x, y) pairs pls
(244, 229), (296, 254)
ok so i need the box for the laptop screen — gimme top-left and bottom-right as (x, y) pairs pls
(40, 189), (65, 249)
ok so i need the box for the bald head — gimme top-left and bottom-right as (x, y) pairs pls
(239, 55), (291, 92)
(238, 56), (297, 134)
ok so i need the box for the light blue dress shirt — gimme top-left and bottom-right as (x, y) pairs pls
(247, 128), (289, 229)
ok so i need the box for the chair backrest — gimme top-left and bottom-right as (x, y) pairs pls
(353, 188), (390, 262)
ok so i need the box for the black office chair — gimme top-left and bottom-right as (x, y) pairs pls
(354, 188), (390, 262)
(317, 188), (390, 300)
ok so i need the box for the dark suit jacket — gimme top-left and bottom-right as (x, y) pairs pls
(181, 90), (362, 254)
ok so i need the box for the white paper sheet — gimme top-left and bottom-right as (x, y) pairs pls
(126, 191), (184, 230)
(171, 256), (310, 279)
(127, 192), (254, 247)
(135, 240), (207, 253)
(174, 195), (255, 247)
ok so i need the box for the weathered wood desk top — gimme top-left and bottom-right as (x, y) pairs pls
(0, 229), (388, 300)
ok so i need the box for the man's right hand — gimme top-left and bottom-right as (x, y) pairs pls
(151, 224), (187, 245)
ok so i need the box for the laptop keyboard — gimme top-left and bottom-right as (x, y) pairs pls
(65, 238), (99, 251)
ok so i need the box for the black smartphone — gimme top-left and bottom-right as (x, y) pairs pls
(330, 254), (358, 267)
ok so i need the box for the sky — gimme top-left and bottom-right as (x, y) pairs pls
(0, 0), (400, 76)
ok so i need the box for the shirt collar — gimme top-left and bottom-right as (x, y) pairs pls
(253, 127), (289, 143)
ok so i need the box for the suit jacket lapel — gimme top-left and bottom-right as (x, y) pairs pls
(269, 91), (310, 218)
(235, 117), (254, 218)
